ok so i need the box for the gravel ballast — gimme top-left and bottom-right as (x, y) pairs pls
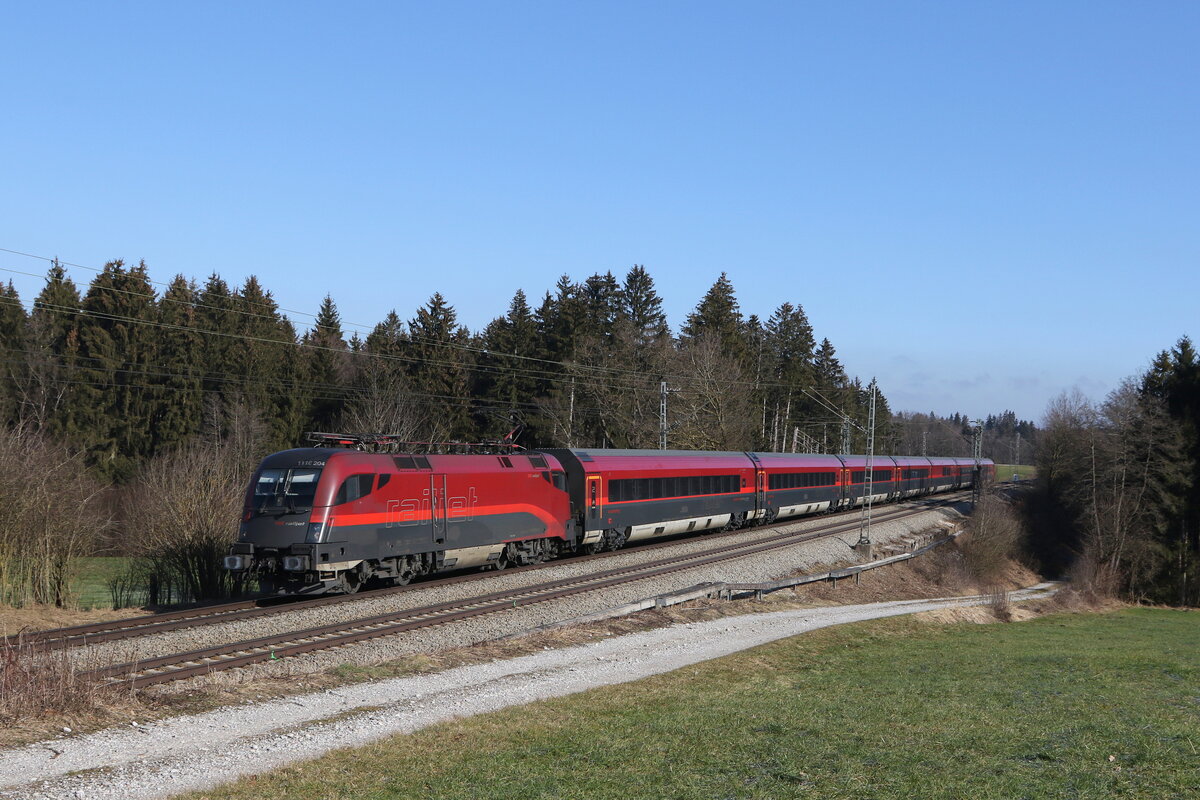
(92, 503), (967, 688)
(1, 582), (1058, 800)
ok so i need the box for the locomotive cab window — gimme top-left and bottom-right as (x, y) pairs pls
(253, 468), (321, 514)
(334, 473), (375, 505)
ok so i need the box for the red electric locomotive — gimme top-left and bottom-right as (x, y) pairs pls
(225, 435), (994, 595)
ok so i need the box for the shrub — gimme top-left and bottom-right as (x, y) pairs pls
(0, 427), (109, 607)
(960, 495), (1025, 584)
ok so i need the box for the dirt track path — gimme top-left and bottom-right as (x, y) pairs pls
(1, 583), (1057, 800)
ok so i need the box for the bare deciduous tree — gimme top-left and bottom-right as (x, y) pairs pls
(1035, 383), (1187, 597)
(0, 427), (107, 607)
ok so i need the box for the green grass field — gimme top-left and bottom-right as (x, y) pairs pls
(994, 463), (1036, 481)
(186, 608), (1198, 800)
(71, 556), (132, 608)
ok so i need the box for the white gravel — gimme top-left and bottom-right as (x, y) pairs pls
(2, 581), (1058, 800)
(75, 502), (968, 688)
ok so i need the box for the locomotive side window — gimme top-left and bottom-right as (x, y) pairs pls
(335, 473), (375, 505)
(377, 474), (392, 490)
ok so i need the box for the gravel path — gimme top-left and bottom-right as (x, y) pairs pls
(82, 503), (966, 689)
(2, 581), (1058, 800)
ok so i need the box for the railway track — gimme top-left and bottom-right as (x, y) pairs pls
(14, 493), (971, 651)
(11, 492), (968, 651)
(85, 495), (967, 689)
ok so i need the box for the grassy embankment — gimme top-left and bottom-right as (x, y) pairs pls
(187, 608), (1197, 800)
(994, 463), (1036, 481)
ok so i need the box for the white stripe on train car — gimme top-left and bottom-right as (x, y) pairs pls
(626, 514), (733, 542)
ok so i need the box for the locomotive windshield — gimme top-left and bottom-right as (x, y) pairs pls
(253, 468), (322, 514)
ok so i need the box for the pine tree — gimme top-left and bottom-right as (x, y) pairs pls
(479, 289), (539, 412)
(27, 261), (82, 434)
(761, 302), (817, 450)
(196, 274), (239, 407)
(73, 260), (159, 479)
(813, 337), (846, 389)
(580, 271), (624, 344)
(304, 294), (349, 432)
(619, 265), (669, 346)
(237, 277), (303, 448)
(152, 275), (204, 452)
(0, 282), (27, 424)
(681, 273), (746, 362)
(365, 310), (406, 357)
(408, 293), (473, 440)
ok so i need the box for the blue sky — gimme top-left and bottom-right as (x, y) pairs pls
(2, 1), (1196, 422)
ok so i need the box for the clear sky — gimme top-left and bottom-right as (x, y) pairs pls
(2, 1), (1196, 423)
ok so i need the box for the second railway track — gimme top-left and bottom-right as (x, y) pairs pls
(84, 495), (967, 689)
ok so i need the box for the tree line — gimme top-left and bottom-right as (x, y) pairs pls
(1032, 336), (1200, 606)
(0, 261), (914, 478)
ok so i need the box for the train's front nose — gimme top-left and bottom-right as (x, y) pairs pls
(227, 467), (324, 576)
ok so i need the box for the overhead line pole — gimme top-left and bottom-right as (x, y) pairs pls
(971, 419), (983, 505)
(659, 380), (679, 450)
(856, 379), (878, 554)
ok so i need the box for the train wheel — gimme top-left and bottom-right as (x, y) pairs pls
(338, 565), (364, 594)
(491, 548), (510, 571)
(602, 529), (627, 551)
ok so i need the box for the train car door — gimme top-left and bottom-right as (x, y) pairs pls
(746, 452), (766, 515)
(586, 475), (601, 529)
(431, 473), (447, 545)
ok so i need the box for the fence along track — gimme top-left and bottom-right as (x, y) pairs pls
(14, 492), (969, 650)
(89, 497), (966, 689)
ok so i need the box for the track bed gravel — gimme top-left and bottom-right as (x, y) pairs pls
(84, 502), (967, 687)
(2, 581), (1057, 800)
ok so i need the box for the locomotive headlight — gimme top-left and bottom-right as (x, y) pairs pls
(282, 555), (309, 572)
(223, 555), (245, 571)
(305, 522), (326, 543)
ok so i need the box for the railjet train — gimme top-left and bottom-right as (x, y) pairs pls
(224, 435), (994, 594)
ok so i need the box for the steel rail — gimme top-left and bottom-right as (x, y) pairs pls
(89, 497), (965, 688)
(15, 491), (970, 650)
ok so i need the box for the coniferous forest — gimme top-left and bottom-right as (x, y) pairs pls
(0, 258), (1036, 606)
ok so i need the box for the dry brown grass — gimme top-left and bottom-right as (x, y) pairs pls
(0, 603), (150, 638)
(0, 636), (146, 736)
